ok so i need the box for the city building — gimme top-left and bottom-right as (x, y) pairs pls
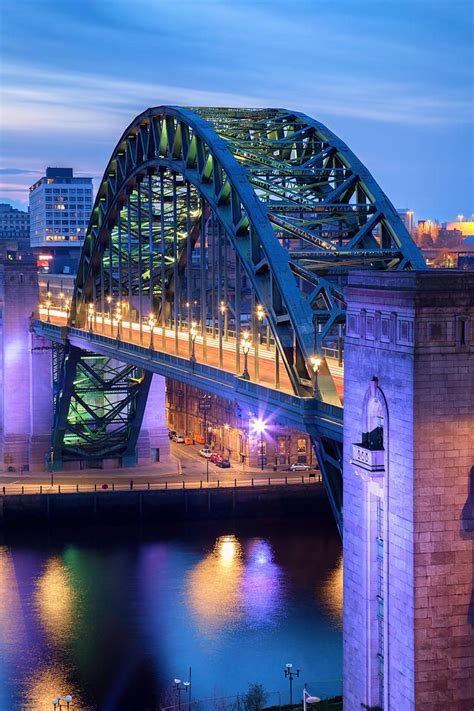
(397, 208), (415, 237)
(166, 380), (316, 469)
(0, 203), (31, 262)
(29, 167), (93, 250)
(446, 217), (474, 238)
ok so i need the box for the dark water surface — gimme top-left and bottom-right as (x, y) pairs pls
(0, 517), (342, 710)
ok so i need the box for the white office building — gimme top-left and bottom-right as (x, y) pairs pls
(29, 167), (93, 249)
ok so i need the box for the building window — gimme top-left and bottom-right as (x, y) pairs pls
(297, 438), (307, 463)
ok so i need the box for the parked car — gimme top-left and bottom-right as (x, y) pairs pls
(199, 447), (213, 458)
(168, 430), (177, 440)
(216, 458), (231, 468)
(209, 451), (223, 463)
(289, 462), (311, 472)
(174, 434), (185, 444)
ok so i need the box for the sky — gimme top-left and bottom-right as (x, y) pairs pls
(0, 0), (472, 223)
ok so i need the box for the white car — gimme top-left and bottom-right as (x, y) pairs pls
(174, 435), (185, 444)
(199, 447), (212, 458)
(289, 462), (311, 471)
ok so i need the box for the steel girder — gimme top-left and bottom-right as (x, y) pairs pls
(52, 106), (425, 524)
(51, 342), (151, 466)
(72, 106), (424, 403)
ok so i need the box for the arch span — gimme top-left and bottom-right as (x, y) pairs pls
(36, 107), (425, 529)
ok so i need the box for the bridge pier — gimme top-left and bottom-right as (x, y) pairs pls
(0, 263), (53, 473)
(138, 373), (170, 464)
(343, 271), (474, 709)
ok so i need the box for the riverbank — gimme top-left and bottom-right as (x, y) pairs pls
(0, 481), (331, 527)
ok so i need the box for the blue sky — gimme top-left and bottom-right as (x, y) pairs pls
(0, 0), (472, 222)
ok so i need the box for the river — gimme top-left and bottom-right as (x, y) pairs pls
(0, 516), (342, 710)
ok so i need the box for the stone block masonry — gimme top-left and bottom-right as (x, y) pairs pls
(343, 271), (474, 710)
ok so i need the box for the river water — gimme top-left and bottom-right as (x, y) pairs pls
(0, 517), (342, 710)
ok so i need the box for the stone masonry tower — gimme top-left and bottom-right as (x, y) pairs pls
(0, 262), (53, 471)
(343, 271), (474, 710)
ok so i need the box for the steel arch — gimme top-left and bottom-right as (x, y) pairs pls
(72, 106), (424, 403)
(47, 106), (424, 514)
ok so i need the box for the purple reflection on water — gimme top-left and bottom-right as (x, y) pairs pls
(241, 540), (283, 625)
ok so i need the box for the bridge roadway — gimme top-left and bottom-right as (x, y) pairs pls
(34, 309), (344, 440)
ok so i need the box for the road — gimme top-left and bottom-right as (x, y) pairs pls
(40, 308), (344, 400)
(0, 441), (321, 494)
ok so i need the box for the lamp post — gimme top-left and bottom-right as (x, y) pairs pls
(45, 299), (51, 323)
(251, 417), (266, 471)
(255, 304), (264, 382)
(310, 356), (322, 399)
(220, 300), (228, 340)
(173, 678), (190, 711)
(148, 313), (156, 349)
(284, 663), (300, 710)
(65, 299), (71, 320)
(241, 331), (251, 380)
(190, 320), (198, 364)
(114, 311), (122, 340)
(106, 294), (112, 324)
(59, 291), (65, 312)
(51, 694), (73, 710)
(88, 304), (95, 332)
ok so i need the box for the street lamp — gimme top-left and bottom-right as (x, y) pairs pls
(148, 313), (156, 349)
(173, 678), (190, 711)
(284, 663), (300, 710)
(220, 301), (228, 341)
(255, 304), (264, 381)
(88, 303), (95, 332)
(59, 291), (65, 312)
(51, 694), (73, 710)
(45, 299), (52, 323)
(310, 356), (322, 399)
(251, 417), (266, 471)
(241, 331), (251, 380)
(106, 294), (112, 323)
(114, 310), (122, 340)
(190, 320), (198, 363)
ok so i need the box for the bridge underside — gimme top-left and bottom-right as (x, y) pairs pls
(34, 106), (425, 532)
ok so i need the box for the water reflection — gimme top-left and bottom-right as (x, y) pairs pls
(21, 662), (84, 711)
(186, 535), (244, 629)
(1, 519), (343, 707)
(320, 555), (343, 627)
(34, 556), (77, 644)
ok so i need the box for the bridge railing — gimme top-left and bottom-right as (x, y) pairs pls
(0, 475), (322, 496)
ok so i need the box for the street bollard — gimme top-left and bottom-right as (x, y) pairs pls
(183, 481), (185, 489)
(165, 481), (168, 489)
(301, 475), (304, 484)
(130, 480), (133, 490)
(234, 479), (237, 487)
(147, 482), (150, 490)
(40, 485), (43, 494)
(200, 480), (202, 489)
(58, 485), (61, 494)
(217, 480), (220, 488)
(2, 486), (5, 495)
(268, 477), (270, 486)
(76, 483), (79, 493)
(22, 485), (24, 495)
(94, 483), (97, 492)
(251, 478), (254, 486)
(285, 476), (287, 485)
(112, 482), (115, 491)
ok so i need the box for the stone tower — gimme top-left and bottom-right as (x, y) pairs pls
(343, 271), (474, 709)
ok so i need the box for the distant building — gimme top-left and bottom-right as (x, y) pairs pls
(445, 219), (474, 238)
(0, 203), (32, 262)
(397, 208), (415, 236)
(29, 167), (93, 250)
(0, 203), (30, 240)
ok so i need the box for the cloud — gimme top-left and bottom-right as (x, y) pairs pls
(0, 168), (37, 175)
